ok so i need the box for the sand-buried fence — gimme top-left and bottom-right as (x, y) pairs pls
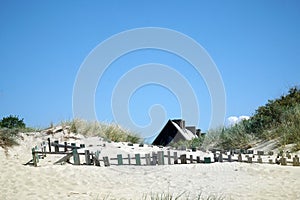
(27, 138), (300, 167)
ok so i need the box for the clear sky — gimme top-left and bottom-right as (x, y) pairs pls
(1, 1), (300, 139)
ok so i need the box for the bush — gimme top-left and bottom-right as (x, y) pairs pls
(0, 115), (26, 129)
(0, 128), (19, 149)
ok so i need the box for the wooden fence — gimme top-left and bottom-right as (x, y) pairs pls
(27, 139), (300, 167)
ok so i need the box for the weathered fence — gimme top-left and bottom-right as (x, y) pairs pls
(27, 139), (300, 167)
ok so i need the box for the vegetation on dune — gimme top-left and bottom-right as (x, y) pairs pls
(61, 119), (141, 143)
(202, 86), (300, 151)
(170, 136), (205, 150)
(0, 115), (27, 149)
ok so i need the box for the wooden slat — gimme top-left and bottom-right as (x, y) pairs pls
(135, 154), (141, 165)
(54, 153), (73, 165)
(157, 151), (164, 165)
(145, 153), (151, 165)
(117, 154), (123, 165)
(103, 156), (110, 167)
(152, 152), (157, 165)
(174, 152), (178, 164)
(85, 150), (91, 165)
(167, 151), (171, 165)
(72, 148), (80, 165)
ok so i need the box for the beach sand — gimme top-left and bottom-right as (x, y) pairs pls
(0, 132), (300, 200)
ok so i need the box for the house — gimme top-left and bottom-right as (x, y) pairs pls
(152, 119), (201, 146)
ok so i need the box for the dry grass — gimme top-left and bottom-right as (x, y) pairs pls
(61, 119), (141, 143)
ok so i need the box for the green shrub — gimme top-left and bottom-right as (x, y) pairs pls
(0, 115), (26, 129)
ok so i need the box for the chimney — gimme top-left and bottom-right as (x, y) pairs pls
(186, 126), (196, 135)
(172, 119), (185, 129)
(196, 129), (201, 137)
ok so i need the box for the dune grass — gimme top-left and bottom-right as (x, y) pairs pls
(60, 119), (141, 143)
(200, 87), (300, 152)
(96, 191), (225, 200)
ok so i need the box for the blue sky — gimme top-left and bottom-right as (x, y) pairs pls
(1, 1), (300, 139)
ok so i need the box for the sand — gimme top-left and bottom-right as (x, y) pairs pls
(0, 132), (300, 200)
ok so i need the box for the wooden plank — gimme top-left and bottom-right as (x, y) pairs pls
(64, 142), (68, 152)
(180, 154), (187, 164)
(218, 153), (223, 162)
(152, 152), (157, 165)
(174, 152), (178, 164)
(190, 155), (193, 164)
(103, 156), (110, 167)
(47, 138), (51, 152)
(167, 151), (171, 165)
(257, 155), (262, 164)
(238, 154), (242, 162)
(85, 150), (91, 165)
(117, 154), (123, 165)
(281, 157), (287, 165)
(293, 155), (299, 166)
(32, 148), (37, 167)
(213, 153), (218, 162)
(145, 153), (151, 165)
(94, 150), (100, 166)
(157, 151), (164, 165)
(135, 154), (141, 165)
(54, 140), (59, 152)
(54, 153), (73, 165)
(204, 157), (211, 163)
(128, 154), (131, 165)
(72, 148), (80, 165)
(247, 156), (252, 163)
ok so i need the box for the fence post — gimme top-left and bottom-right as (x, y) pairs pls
(281, 157), (287, 165)
(103, 156), (110, 167)
(32, 148), (37, 167)
(157, 151), (164, 165)
(145, 153), (151, 165)
(167, 151), (171, 165)
(128, 154), (131, 165)
(117, 154), (123, 165)
(218, 152), (223, 162)
(42, 141), (46, 157)
(238, 154), (242, 162)
(180, 154), (187, 164)
(174, 152), (178, 164)
(135, 154), (141, 165)
(293, 155), (299, 166)
(152, 152), (157, 165)
(247, 156), (252, 163)
(85, 150), (91, 165)
(72, 148), (80, 165)
(228, 155), (232, 162)
(47, 138), (51, 152)
(54, 140), (59, 152)
(214, 153), (218, 162)
(190, 155), (193, 163)
(94, 150), (100, 166)
(197, 156), (201, 163)
(257, 155), (262, 164)
(64, 142), (68, 152)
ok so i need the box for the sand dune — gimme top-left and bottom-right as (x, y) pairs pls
(0, 132), (300, 200)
